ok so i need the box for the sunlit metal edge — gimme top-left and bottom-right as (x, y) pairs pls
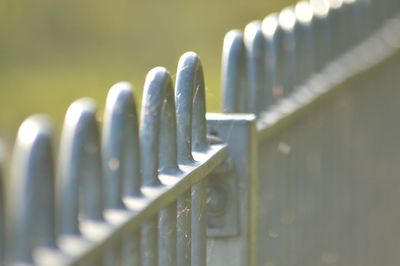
(257, 15), (400, 142)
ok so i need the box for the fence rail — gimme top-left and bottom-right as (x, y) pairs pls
(1, 0), (400, 265)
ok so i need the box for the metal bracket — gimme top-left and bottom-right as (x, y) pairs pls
(206, 157), (240, 237)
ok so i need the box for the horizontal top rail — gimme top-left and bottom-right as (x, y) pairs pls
(61, 144), (227, 265)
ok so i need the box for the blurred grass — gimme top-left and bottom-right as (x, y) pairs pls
(0, 0), (295, 146)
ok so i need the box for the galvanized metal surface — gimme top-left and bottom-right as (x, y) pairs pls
(1, 52), (228, 265)
(257, 52), (400, 266)
(206, 114), (258, 266)
(1, 0), (400, 265)
(219, 0), (400, 265)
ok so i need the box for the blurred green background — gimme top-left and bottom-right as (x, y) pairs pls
(0, 0), (294, 146)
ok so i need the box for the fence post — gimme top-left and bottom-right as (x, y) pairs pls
(206, 114), (258, 266)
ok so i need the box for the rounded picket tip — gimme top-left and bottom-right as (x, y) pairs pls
(10, 114), (57, 263)
(295, 1), (314, 25)
(18, 115), (52, 146)
(329, 0), (343, 9)
(244, 21), (265, 58)
(59, 98), (104, 235)
(14, 115), (54, 166)
(244, 20), (263, 43)
(103, 81), (142, 208)
(65, 98), (97, 128)
(262, 14), (279, 38)
(175, 51), (208, 162)
(244, 20), (269, 115)
(223, 30), (243, 49)
(279, 7), (296, 31)
(221, 29), (247, 113)
(223, 30), (245, 63)
(224, 30), (243, 48)
(141, 66), (178, 185)
(310, 0), (330, 18)
(177, 51), (199, 72)
(106, 81), (133, 108)
(143, 66), (169, 90)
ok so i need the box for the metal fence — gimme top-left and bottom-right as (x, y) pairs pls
(1, 0), (400, 265)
